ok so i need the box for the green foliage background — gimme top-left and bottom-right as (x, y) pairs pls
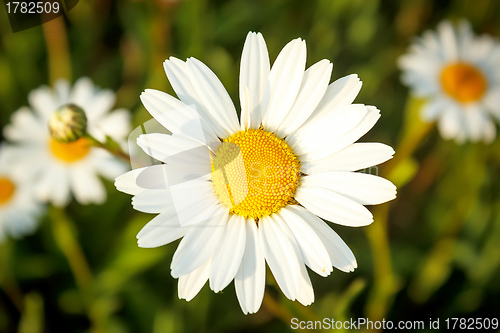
(1, 0), (500, 332)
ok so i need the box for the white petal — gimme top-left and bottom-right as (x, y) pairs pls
(91, 109), (131, 143)
(137, 208), (187, 248)
(482, 118), (496, 143)
(185, 58), (240, 134)
(115, 168), (145, 195)
(240, 32), (270, 130)
(69, 77), (94, 110)
(178, 257), (211, 301)
(168, 178), (223, 227)
(69, 163), (106, 205)
(140, 89), (219, 145)
(92, 151), (128, 181)
(53, 79), (70, 105)
(305, 74), (362, 124)
(136, 133), (210, 165)
(114, 164), (171, 195)
(287, 104), (368, 158)
(209, 214), (246, 292)
(437, 20), (458, 61)
(259, 214), (303, 300)
(235, 219), (265, 315)
(300, 172), (396, 205)
(483, 86), (500, 121)
(422, 98), (449, 121)
(278, 207), (332, 277)
(463, 105), (485, 142)
(163, 57), (228, 138)
(85, 89), (116, 122)
(438, 106), (462, 141)
(299, 106), (381, 161)
(302, 143), (394, 173)
(296, 261), (314, 306)
(289, 205), (357, 272)
(50, 165), (70, 207)
(35, 164), (70, 206)
(132, 189), (173, 214)
(28, 85), (57, 120)
(295, 186), (373, 227)
(275, 59), (333, 138)
(3, 107), (46, 142)
(261, 38), (306, 132)
(170, 207), (228, 277)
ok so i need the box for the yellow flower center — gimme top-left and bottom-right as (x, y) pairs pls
(0, 177), (15, 205)
(50, 137), (91, 163)
(440, 62), (487, 103)
(211, 129), (300, 220)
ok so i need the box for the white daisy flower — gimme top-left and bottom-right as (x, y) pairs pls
(399, 20), (500, 143)
(0, 144), (43, 242)
(4, 77), (131, 206)
(116, 32), (396, 314)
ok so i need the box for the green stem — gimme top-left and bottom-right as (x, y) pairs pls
(384, 97), (435, 177)
(50, 206), (108, 332)
(42, 17), (71, 84)
(0, 242), (24, 312)
(50, 206), (93, 291)
(85, 134), (131, 163)
(261, 291), (295, 325)
(365, 96), (435, 322)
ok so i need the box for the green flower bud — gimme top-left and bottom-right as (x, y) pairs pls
(49, 104), (88, 143)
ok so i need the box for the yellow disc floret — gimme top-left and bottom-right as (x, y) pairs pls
(50, 137), (91, 163)
(0, 177), (15, 205)
(440, 62), (487, 103)
(211, 128), (300, 220)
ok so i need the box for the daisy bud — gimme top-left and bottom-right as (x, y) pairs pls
(49, 104), (88, 143)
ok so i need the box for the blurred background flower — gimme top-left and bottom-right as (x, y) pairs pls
(3, 78), (131, 206)
(399, 20), (500, 143)
(0, 1), (500, 332)
(0, 144), (43, 243)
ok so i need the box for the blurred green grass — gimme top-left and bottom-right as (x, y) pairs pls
(1, 0), (500, 332)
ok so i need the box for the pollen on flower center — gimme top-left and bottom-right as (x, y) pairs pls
(440, 62), (487, 103)
(0, 177), (15, 205)
(50, 137), (91, 163)
(211, 128), (300, 220)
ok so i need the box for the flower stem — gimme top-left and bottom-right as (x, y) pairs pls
(85, 133), (131, 163)
(0, 242), (24, 312)
(384, 97), (435, 176)
(42, 16), (71, 84)
(261, 291), (295, 325)
(50, 206), (93, 291)
(365, 96), (435, 321)
(50, 206), (109, 333)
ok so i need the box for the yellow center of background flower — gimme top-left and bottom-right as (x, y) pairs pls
(211, 129), (300, 220)
(440, 62), (487, 103)
(0, 177), (16, 205)
(50, 137), (91, 163)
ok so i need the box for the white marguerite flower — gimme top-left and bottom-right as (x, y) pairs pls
(0, 144), (43, 242)
(399, 20), (500, 143)
(4, 77), (131, 206)
(115, 32), (396, 314)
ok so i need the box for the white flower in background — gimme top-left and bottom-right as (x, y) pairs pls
(116, 32), (396, 314)
(0, 145), (43, 242)
(4, 77), (131, 206)
(399, 20), (500, 143)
